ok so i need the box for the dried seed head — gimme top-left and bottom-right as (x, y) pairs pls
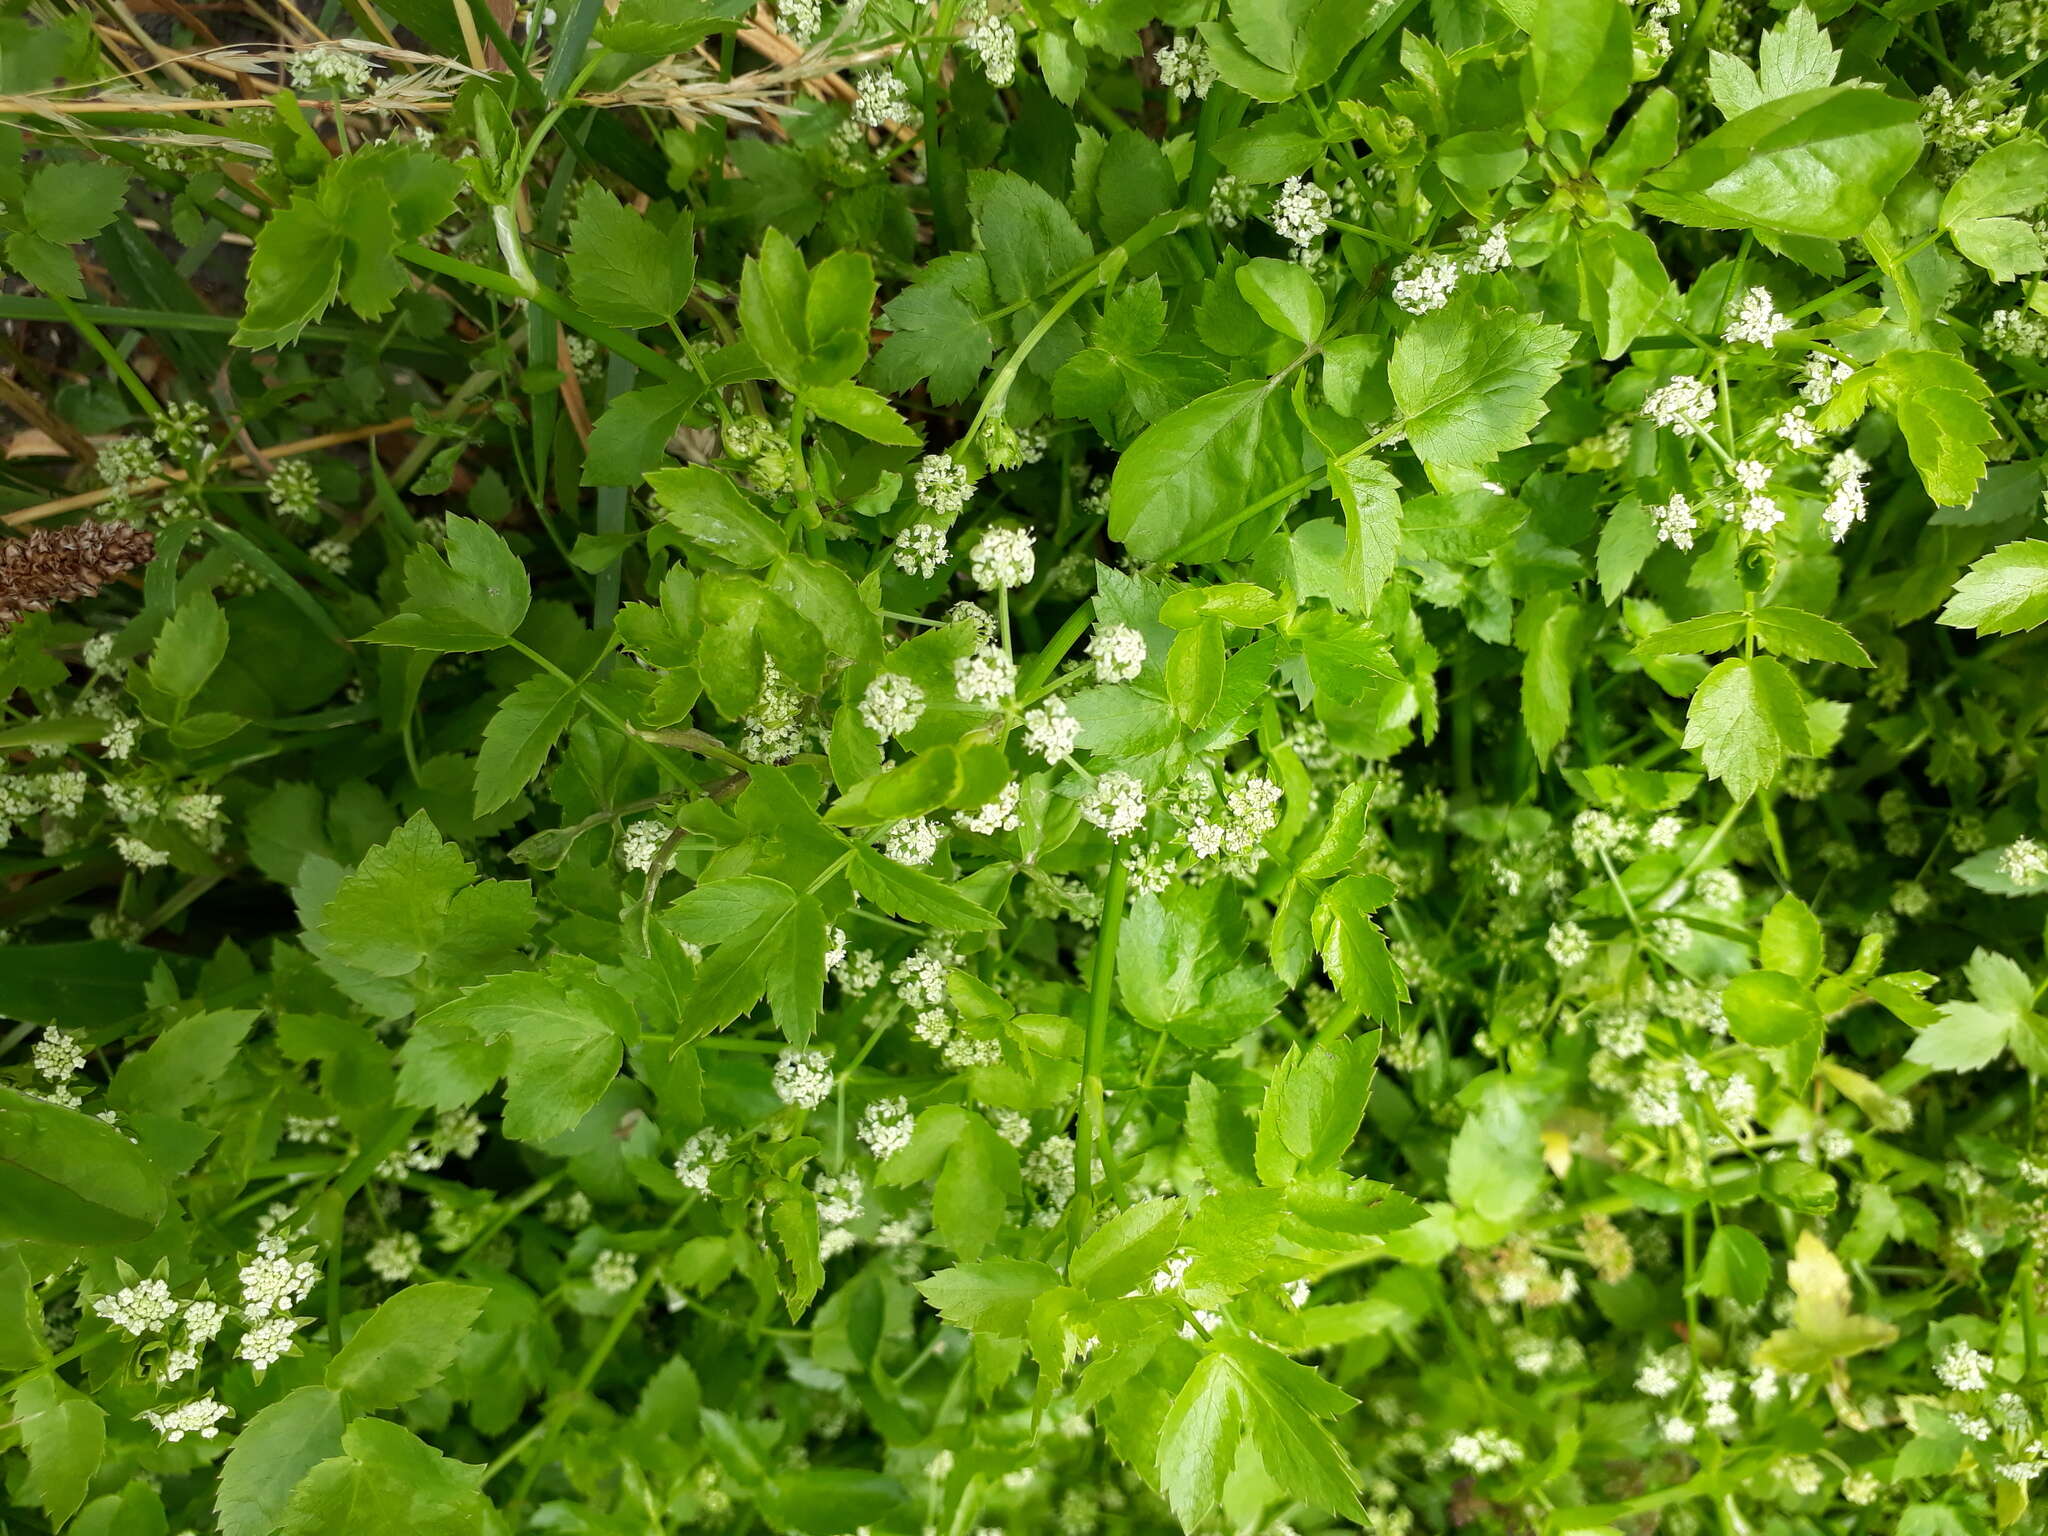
(0, 520), (154, 630)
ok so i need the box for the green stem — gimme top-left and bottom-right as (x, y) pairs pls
(1073, 847), (1131, 1234)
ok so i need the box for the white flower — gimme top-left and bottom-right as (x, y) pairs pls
(883, 815), (945, 866)
(1774, 408), (1818, 449)
(308, 538), (352, 575)
(914, 454), (974, 516)
(1999, 837), (2048, 887)
(1801, 352), (1854, 405)
(1080, 772), (1149, 841)
(851, 69), (916, 129)
(620, 820), (672, 874)
(774, 1047), (834, 1109)
(143, 1395), (232, 1443)
(1641, 375), (1716, 436)
(591, 1250), (637, 1294)
(1738, 494), (1783, 534)
(955, 781), (1021, 835)
(1823, 460), (1868, 542)
(953, 647), (1016, 706)
(1723, 285), (1791, 347)
(240, 1251), (321, 1316)
(1392, 254), (1460, 315)
(859, 1096), (916, 1159)
(965, 14), (1017, 85)
(1546, 920), (1590, 968)
(673, 1127), (730, 1190)
(1089, 622), (1147, 682)
(288, 43), (374, 95)
(115, 836), (169, 870)
(1731, 458), (1772, 492)
(267, 459), (319, 519)
(236, 1316), (302, 1373)
(1938, 1341), (1994, 1392)
(1468, 223), (1512, 272)
(1270, 177), (1331, 251)
(183, 1299), (227, 1343)
(1022, 696), (1081, 764)
(893, 523), (949, 578)
(968, 526), (1035, 590)
(32, 1027), (85, 1080)
(1154, 34), (1217, 100)
(1661, 1415), (1698, 1446)
(93, 1279), (179, 1337)
(1637, 1355), (1681, 1397)
(860, 674), (925, 738)
(777, 0), (823, 43)
(364, 1232), (421, 1284)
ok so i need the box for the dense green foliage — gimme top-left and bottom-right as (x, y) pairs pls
(3, 0), (2048, 1533)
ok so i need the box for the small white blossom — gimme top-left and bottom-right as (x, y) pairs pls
(1938, 1341), (1994, 1392)
(1080, 772), (1149, 841)
(1641, 375), (1716, 436)
(94, 1279), (179, 1337)
(673, 1128), (730, 1191)
(143, 1395), (232, 1443)
(914, 455), (974, 517)
(1801, 352), (1854, 405)
(1392, 254), (1460, 315)
(1270, 177), (1331, 252)
(236, 1316), (302, 1373)
(860, 674), (926, 738)
(1023, 696), (1081, 764)
(364, 1232), (421, 1284)
(893, 523), (949, 579)
(883, 815), (945, 866)
(1155, 34), (1217, 99)
(1089, 622), (1147, 682)
(851, 69), (916, 129)
(1999, 837), (2048, 887)
(591, 1250), (637, 1294)
(955, 781), (1021, 835)
(288, 43), (374, 95)
(859, 1096), (916, 1159)
(1774, 408), (1818, 449)
(952, 647), (1016, 706)
(1724, 286), (1792, 347)
(964, 14), (1017, 85)
(774, 1048), (834, 1110)
(32, 1027), (86, 1080)
(968, 526), (1035, 590)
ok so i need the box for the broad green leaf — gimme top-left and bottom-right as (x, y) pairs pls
(1390, 300), (1573, 468)
(1755, 1231), (1898, 1373)
(329, 1282), (488, 1410)
(1071, 1198), (1186, 1300)
(918, 1258), (1062, 1335)
(474, 671), (581, 817)
(280, 1418), (493, 1536)
(1312, 875), (1405, 1022)
(1940, 540), (2048, 635)
(1640, 86), (1922, 240)
(363, 516), (532, 652)
(15, 1374), (104, 1530)
(648, 465), (784, 568)
(1696, 1226), (1772, 1306)
(1525, 0), (1633, 139)
(1109, 379), (1298, 561)
(216, 1387), (346, 1536)
(1682, 656), (1812, 801)
(566, 184), (695, 329)
(0, 1085), (168, 1245)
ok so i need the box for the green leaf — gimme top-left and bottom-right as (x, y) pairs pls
(1524, 0), (1633, 139)
(648, 465), (785, 568)
(1721, 969), (1823, 1048)
(1943, 138), (2048, 276)
(329, 1282), (488, 1410)
(1749, 607), (1873, 666)
(1312, 875), (1405, 1022)
(1234, 257), (1325, 343)
(216, 1388), (346, 1536)
(280, 1417), (493, 1536)
(1071, 1197), (1186, 1300)
(25, 161), (128, 244)
(1575, 224), (1672, 359)
(848, 847), (1002, 931)
(581, 383), (696, 488)
(1696, 1226), (1772, 1307)
(232, 203), (343, 348)
(145, 589), (228, 705)
(1517, 593), (1584, 762)
(15, 1374), (104, 1530)
(402, 966), (630, 1140)
(916, 1258), (1061, 1336)
(1109, 379), (1298, 561)
(107, 1008), (257, 1116)
(1940, 540), (2048, 635)
(1682, 656), (1812, 801)
(868, 252), (996, 406)
(1755, 1231), (1897, 1373)
(1165, 619), (1226, 727)
(1390, 299), (1573, 468)
(566, 184), (695, 329)
(1760, 893), (1824, 983)
(803, 380), (920, 446)
(363, 516), (532, 652)
(1907, 949), (2042, 1072)
(474, 671), (581, 817)
(1639, 85), (1922, 240)
(318, 813), (485, 978)
(1156, 1338), (1365, 1527)
(0, 1084), (168, 1245)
